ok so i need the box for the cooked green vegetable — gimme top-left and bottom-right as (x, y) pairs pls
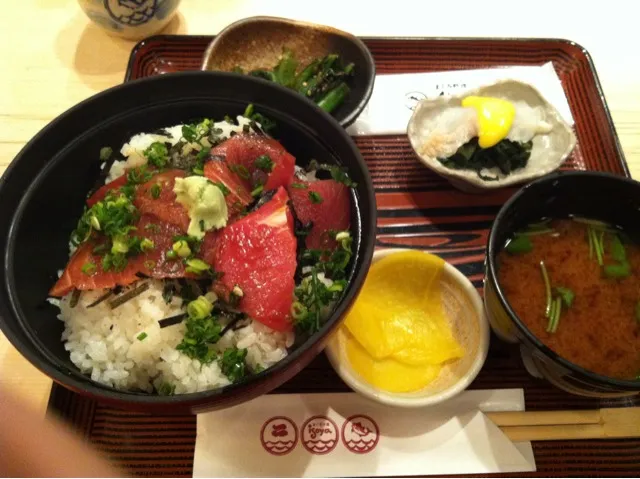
(438, 138), (532, 181)
(218, 347), (248, 383)
(233, 51), (355, 115)
(604, 262), (632, 279)
(317, 82), (350, 113)
(505, 235), (532, 255)
(611, 235), (627, 263)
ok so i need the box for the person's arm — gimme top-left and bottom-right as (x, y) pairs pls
(0, 384), (123, 477)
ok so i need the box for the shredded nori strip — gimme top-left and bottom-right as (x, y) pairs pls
(108, 282), (149, 310)
(220, 312), (248, 336)
(70, 289), (81, 308)
(158, 312), (188, 328)
(246, 188), (278, 214)
(86, 289), (114, 308)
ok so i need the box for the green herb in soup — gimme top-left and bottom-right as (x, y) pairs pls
(497, 217), (640, 380)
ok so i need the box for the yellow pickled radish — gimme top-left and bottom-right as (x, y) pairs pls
(343, 250), (464, 393)
(344, 329), (441, 393)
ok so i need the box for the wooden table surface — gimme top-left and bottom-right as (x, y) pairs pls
(1, 0), (639, 416)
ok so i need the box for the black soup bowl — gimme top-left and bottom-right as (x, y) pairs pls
(0, 72), (376, 414)
(485, 171), (640, 398)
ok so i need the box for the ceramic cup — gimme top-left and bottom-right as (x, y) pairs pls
(77, 0), (181, 40)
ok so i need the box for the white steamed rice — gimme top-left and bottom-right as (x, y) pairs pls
(54, 118), (296, 394)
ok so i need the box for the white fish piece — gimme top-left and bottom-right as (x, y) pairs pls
(407, 79), (576, 193)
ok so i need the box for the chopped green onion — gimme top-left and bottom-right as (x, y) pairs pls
(635, 301), (640, 323)
(309, 191), (323, 204)
(111, 235), (130, 254)
(185, 258), (211, 275)
(243, 104), (254, 118)
(144, 260), (156, 270)
(251, 185), (264, 197)
(140, 238), (154, 252)
(166, 249), (178, 260)
(99, 147), (113, 161)
(506, 235), (533, 254)
(540, 261), (552, 319)
(137, 332), (148, 341)
(172, 240), (191, 258)
(291, 183), (308, 189)
(291, 301), (308, 320)
(157, 382), (175, 396)
(143, 142), (169, 168)
(90, 215), (101, 231)
(150, 183), (161, 199)
(212, 181), (230, 196)
(588, 227), (594, 259)
(519, 228), (555, 237)
(144, 223), (160, 233)
(592, 228), (604, 266)
(187, 295), (214, 320)
(254, 155), (275, 172)
(81, 262), (96, 275)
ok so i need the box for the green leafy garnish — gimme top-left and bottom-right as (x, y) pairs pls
(309, 191), (323, 204)
(218, 347), (248, 383)
(254, 155), (275, 172)
(185, 258), (211, 275)
(143, 142), (169, 168)
(137, 332), (148, 341)
(438, 138), (532, 181)
(554, 286), (575, 308)
(604, 262), (631, 279)
(505, 235), (532, 255)
(611, 235), (627, 263)
(291, 183), (308, 189)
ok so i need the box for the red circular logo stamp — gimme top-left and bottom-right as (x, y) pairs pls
(301, 415), (339, 455)
(260, 416), (298, 456)
(341, 414), (380, 454)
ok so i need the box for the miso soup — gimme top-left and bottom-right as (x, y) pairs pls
(497, 217), (640, 380)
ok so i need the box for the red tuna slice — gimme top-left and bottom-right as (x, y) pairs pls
(49, 242), (141, 297)
(203, 160), (253, 218)
(134, 215), (196, 279)
(87, 174), (128, 207)
(209, 187), (297, 332)
(134, 170), (190, 233)
(210, 135), (295, 191)
(288, 179), (351, 250)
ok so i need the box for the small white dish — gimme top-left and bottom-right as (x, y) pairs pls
(325, 248), (490, 408)
(406, 79), (577, 193)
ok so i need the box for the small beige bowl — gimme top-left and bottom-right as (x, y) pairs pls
(325, 248), (489, 408)
(407, 79), (577, 193)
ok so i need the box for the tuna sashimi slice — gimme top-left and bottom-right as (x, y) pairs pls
(86, 175), (128, 207)
(49, 242), (141, 297)
(134, 170), (190, 233)
(203, 160), (253, 218)
(207, 187), (297, 331)
(288, 179), (351, 250)
(210, 135), (295, 191)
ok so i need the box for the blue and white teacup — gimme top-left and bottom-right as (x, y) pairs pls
(78, 0), (182, 40)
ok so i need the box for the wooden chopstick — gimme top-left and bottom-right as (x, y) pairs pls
(485, 407), (640, 442)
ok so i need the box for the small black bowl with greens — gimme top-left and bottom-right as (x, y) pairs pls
(201, 16), (376, 127)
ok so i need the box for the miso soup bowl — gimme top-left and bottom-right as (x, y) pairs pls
(485, 171), (640, 398)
